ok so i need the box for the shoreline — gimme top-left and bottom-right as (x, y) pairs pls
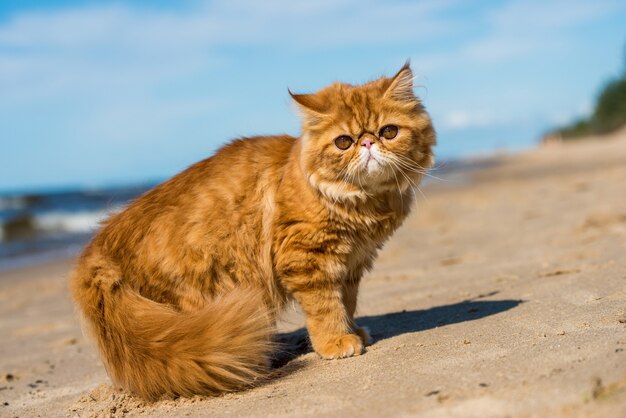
(1, 130), (626, 417)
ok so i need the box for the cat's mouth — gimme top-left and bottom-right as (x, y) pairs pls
(361, 150), (380, 173)
(358, 147), (392, 180)
(365, 154), (380, 171)
(364, 152), (385, 175)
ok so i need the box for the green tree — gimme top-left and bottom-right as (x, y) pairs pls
(590, 76), (626, 134)
(555, 45), (626, 139)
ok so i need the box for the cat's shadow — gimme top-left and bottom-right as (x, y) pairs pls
(271, 296), (522, 368)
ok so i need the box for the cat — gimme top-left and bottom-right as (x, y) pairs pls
(70, 62), (436, 401)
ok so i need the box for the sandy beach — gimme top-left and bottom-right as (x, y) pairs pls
(1, 130), (626, 418)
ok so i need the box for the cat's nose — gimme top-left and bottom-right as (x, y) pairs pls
(361, 138), (374, 149)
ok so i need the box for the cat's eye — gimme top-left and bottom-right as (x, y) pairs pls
(334, 135), (353, 150)
(380, 125), (399, 140)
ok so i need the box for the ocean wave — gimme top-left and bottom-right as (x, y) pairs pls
(35, 209), (113, 233)
(0, 208), (119, 242)
(0, 194), (41, 211)
(0, 185), (150, 270)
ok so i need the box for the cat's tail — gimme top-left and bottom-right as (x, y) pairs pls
(70, 258), (274, 401)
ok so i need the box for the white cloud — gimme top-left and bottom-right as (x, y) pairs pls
(0, 0), (462, 108)
(489, 0), (626, 31)
(1, 0), (622, 108)
(0, 0), (459, 50)
(416, 0), (626, 71)
(438, 110), (496, 130)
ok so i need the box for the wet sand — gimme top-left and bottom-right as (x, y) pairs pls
(1, 129), (626, 417)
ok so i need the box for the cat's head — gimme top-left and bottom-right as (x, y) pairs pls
(291, 63), (436, 202)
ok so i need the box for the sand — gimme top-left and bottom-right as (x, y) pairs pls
(1, 130), (626, 418)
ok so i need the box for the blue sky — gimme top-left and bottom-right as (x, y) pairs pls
(1, 0), (625, 192)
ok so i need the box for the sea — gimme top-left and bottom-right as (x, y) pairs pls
(0, 184), (154, 272)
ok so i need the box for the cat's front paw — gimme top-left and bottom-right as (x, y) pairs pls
(315, 334), (364, 359)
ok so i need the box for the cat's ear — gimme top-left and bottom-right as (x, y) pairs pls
(383, 61), (415, 102)
(289, 90), (329, 115)
(289, 89), (330, 125)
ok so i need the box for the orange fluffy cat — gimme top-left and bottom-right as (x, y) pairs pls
(70, 63), (436, 400)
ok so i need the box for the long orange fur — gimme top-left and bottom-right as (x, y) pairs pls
(70, 63), (436, 400)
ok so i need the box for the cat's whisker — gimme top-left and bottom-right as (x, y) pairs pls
(397, 166), (418, 189)
(347, 161), (373, 198)
(392, 154), (448, 182)
(384, 155), (423, 179)
(385, 154), (429, 174)
(430, 159), (449, 171)
(389, 159), (422, 210)
(414, 184), (429, 203)
(388, 161), (404, 213)
(386, 158), (443, 184)
(392, 164), (420, 201)
(386, 157), (428, 204)
(397, 166), (429, 204)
